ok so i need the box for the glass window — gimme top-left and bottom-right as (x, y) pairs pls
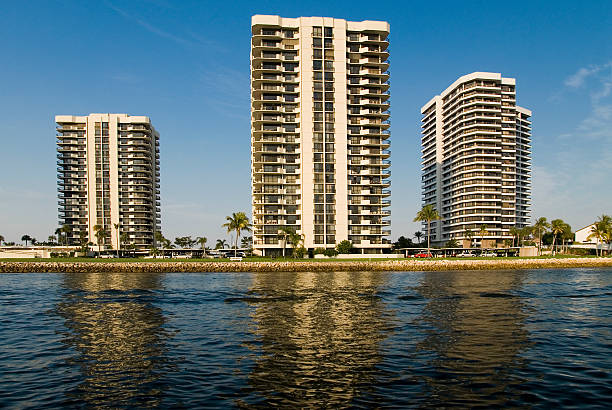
(324, 27), (333, 37)
(313, 38), (322, 48)
(313, 60), (322, 70)
(313, 26), (322, 37)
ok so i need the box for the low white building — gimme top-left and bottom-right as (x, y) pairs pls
(574, 224), (596, 244)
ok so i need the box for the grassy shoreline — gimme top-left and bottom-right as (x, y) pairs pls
(1, 257), (611, 273)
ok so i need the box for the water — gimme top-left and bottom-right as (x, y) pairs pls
(0, 269), (611, 408)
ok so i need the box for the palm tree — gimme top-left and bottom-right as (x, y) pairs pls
(288, 230), (304, 258)
(509, 226), (520, 248)
(149, 246), (160, 259)
(48, 235), (56, 245)
(463, 228), (474, 248)
(550, 219), (565, 256)
(241, 236), (252, 249)
(21, 235), (32, 246)
(519, 226), (532, 247)
(533, 217), (550, 256)
(93, 225), (109, 252)
(478, 224), (488, 248)
(222, 212), (252, 257)
(114, 223), (121, 256)
(413, 231), (423, 245)
(61, 224), (72, 245)
(120, 232), (129, 257)
(197, 236), (207, 257)
(413, 205), (440, 256)
(215, 239), (227, 249)
(596, 215), (612, 256)
(277, 226), (294, 258)
(0, 234), (4, 246)
(588, 223), (606, 257)
(561, 222), (573, 254)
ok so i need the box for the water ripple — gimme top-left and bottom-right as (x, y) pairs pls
(0, 269), (611, 407)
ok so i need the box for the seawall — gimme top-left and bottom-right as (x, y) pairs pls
(1, 258), (612, 273)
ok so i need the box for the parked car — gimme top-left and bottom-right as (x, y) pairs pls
(414, 252), (433, 258)
(480, 251), (497, 257)
(457, 252), (475, 257)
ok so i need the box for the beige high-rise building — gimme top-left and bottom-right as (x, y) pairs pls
(251, 15), (391, 256)
(56, 113), (160, 250)
(420, 72), (531, 247)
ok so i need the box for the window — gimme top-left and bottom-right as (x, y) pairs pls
(313, 26), (322, 37)
(284, 30), (295, 38)
(313, 38), (322, 48)
(313, 49), (322, 59)
(324, 27), (333, 37)
(325, 60), (334, 70)
(313, 60), (322, 70)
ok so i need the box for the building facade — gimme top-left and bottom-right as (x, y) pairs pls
(420, 72), (531, 247)
(56, 113), (160, 250)
(251, 15), (391, 256)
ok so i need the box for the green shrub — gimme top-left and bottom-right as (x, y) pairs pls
(336, 240), (353, 254)
(293, 246), (306, 258)
(323, 248), (338, 257)
(314, 247), (326, 255)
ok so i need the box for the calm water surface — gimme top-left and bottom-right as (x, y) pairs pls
(0, 269), (611, 408)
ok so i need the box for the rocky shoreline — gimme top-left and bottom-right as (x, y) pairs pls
(1, 258), (612, 273)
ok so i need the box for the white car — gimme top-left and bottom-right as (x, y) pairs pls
(457, 252), (475, 257)
(481, 252), (497, 257)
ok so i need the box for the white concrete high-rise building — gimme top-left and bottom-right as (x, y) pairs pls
(420, 72), (531, 247)
(56, 113), (161, 250)
(251, 15), (391, 256)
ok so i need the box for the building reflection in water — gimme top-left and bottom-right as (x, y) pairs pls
(54, 272), (173, 408)
(414, 270), (530, 407)
(240, 271), (393, 407)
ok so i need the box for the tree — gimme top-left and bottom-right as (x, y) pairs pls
(561, 223), (573, 254)
(241, 236), (252, 249)
(48, 235), (56, 245)
(114, 223), (121, 256)
(175, 236), (195, 249)
(463, 228), (474, 247)
(588, 215), (611, 256)
(120, 232), (129, 257)
(78, 231), (89, 254)
(215, 239), (227, 249)
(149, 246), (160, 259)
(509, 226), (520, 248)
(222, 212), (252, 257)
(519, 226), (533, 247)
(532, 217), (550, 256)
(60, 224), (72, 245)
(277, 226), (294, 258)
(21, 235), (32, 246)
(413, 205), (440, 257)
(336, 240), (353, 254)
(550, 219), (566, 256)
(478, 224), (488, 248)
(197, 236), (207, 257)
(393, 236), (413, 249)
(0, 235), (4, 245)
(31, 238), (37, 246)
(413, 231), (423, 245)
(445, 238), (459, 248)
(288, 231), (304, 258)
(93, 225), (109, 251)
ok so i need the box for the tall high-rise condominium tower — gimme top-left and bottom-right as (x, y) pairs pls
(251, 15), (391, 256)
(56, 113), (160, 250)
(420, 72), (531, 247)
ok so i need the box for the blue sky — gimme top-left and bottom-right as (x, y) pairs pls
(1, 0), (611, 244)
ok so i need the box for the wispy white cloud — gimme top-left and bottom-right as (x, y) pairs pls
(560, 61), (612, 139)
(564, 65), (603, 88)
(104, 1), (218, 50)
